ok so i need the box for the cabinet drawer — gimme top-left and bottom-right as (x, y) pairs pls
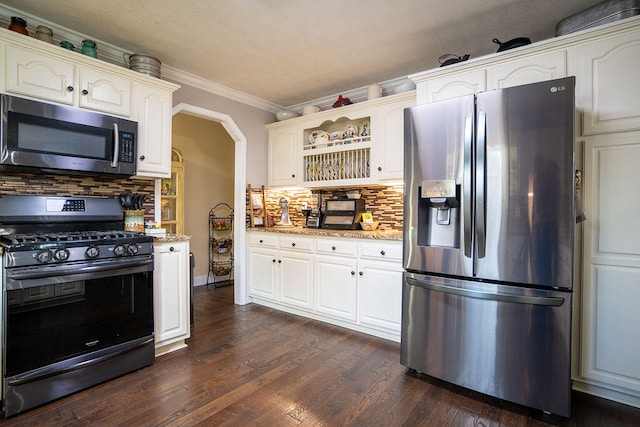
(316, 239), (358, 256)
(359, 241), (402, 261)
(279, 235), (313, 252)
(249, 233), (278, 248)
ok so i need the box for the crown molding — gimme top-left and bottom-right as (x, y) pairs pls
(161, 65), (283, 113)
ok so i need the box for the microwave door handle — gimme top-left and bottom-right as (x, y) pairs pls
(111, 123), (120, 168)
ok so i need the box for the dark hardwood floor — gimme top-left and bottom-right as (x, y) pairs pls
(2, 285), (639, 426)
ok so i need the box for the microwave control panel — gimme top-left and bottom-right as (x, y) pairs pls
(119, 132), (135, 163)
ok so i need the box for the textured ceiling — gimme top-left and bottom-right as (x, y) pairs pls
(2, 0), (603, 108)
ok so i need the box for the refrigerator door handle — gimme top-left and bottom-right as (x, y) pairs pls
(463, 112), (473, 258)
(405, 277), (565, 307)
(476, 111), (487, 259)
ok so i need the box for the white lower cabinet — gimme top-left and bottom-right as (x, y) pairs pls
(314, 254), (358, 322)
(279, 248), (314, 311)
(247, 231), (402, 341)
(154, 239), (190, 356)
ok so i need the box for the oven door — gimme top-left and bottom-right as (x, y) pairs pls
(4, 256), (154, 380)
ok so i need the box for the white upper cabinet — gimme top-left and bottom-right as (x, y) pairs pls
(266, 91), (415, 188)
(268, 125), (299, 187)
(0, 29), (179, 179)
(6, 44), (76, 105)
(577, 28), (640, 135)
(136, 85), (173, 178)
(418, 69), (486, 104)
(487, 50), (567, 90)
(78, 67), (132, 117)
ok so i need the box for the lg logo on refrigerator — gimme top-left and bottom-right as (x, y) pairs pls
(550, 85), (566, 93)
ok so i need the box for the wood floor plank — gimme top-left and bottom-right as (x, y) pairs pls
(1, 285), (639, 426)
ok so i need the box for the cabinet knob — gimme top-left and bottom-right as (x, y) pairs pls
(331, 246), (336, 251)
(291, 174), (295, 178)
(82, 89), (89, 95)
(66, 86), (74, 92)
(259, 239), (263, 243)
(291, 242), (296, 247)
(139, 155), (145, 161)
(351, 271), (356, 275)
(378, 166), (382, 172)
(169, 247), (174, 252)
(272, 259), (276, 263)
(359, 271), (363, 276)
(380, 250), (386, 256)
(278, 260), (282, 264)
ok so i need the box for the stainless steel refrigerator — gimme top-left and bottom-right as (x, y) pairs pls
(401, 77), (575, 417)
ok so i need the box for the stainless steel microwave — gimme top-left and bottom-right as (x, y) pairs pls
(0, 94), (137, 176)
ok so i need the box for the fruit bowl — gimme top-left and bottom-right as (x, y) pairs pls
(360, 221), (379, 231)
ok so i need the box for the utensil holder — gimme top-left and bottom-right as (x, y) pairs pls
(124, 210), (144, 232)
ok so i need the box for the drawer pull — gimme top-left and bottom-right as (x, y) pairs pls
(351, 271), (356, 275)
(332, 246), (336, 251)
(169, 247), (174, 252)
(278, 260), (282, 264)
(291, 242), (296, 247)
(259, 239), (263, 243)
(380, 250), (386, 256)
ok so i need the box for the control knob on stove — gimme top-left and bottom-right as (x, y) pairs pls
(54, 248), (70, 261)
(127, 243), (139, 255)
(114, 244), (126, 256)
(36, 249), (53, 264)
(85, 246), (100, 259)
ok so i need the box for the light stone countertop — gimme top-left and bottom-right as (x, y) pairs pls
(153, 234), (191, 243)
(247, 226), (402, 241)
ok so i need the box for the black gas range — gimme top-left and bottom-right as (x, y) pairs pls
(0, 195), (155, 417)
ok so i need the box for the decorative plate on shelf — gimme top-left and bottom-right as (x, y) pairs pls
(344, 125), (359, 138)
(360, 121), (370, 137)
(308, 130), (321, 145)
(314, 131), (330, 144)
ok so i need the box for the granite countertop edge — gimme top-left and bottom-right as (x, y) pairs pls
(246, 226), (402, 241)
(153, 234), (191, 243)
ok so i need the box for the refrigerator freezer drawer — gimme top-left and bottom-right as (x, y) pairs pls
(401, 271), (572, 417)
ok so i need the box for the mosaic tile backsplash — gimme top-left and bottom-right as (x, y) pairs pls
(247, 186), (404, 231)
(0, 171), (155, 222)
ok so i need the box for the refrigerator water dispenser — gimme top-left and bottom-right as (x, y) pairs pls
(418, 180), (460, 248)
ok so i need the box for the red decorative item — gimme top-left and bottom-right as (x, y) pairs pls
(9, 17), (29, 35)
(332, 95), (353, 108)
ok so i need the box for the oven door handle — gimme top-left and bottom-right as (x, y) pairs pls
(5, 257), (153, 289)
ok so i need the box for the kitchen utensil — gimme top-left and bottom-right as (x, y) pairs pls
(438, 54), (470, 67)
(125, 53), (162, 78)
(125, 194), (132, 209)
(332, 95), (352, 108)
(492, 37), (531, 52)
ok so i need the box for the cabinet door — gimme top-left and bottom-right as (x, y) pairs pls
(268, 126), (299, 187)
(248, 246), (278, 301)
(136, 84), (172, 178)
(419, 69), (486, 104)
(154, 241), (190, 346)
(6, 44), (75, 105)
(375, 96), (415, 182)
(578, 30), (640, 135)
(279, 249), (314, 310)
(78, 67), (132, 117)
(580, 132), (640, 393)
(487, 50), (567, 90)
(357, 259), (402, 333)
(314, 255), (357, 322)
